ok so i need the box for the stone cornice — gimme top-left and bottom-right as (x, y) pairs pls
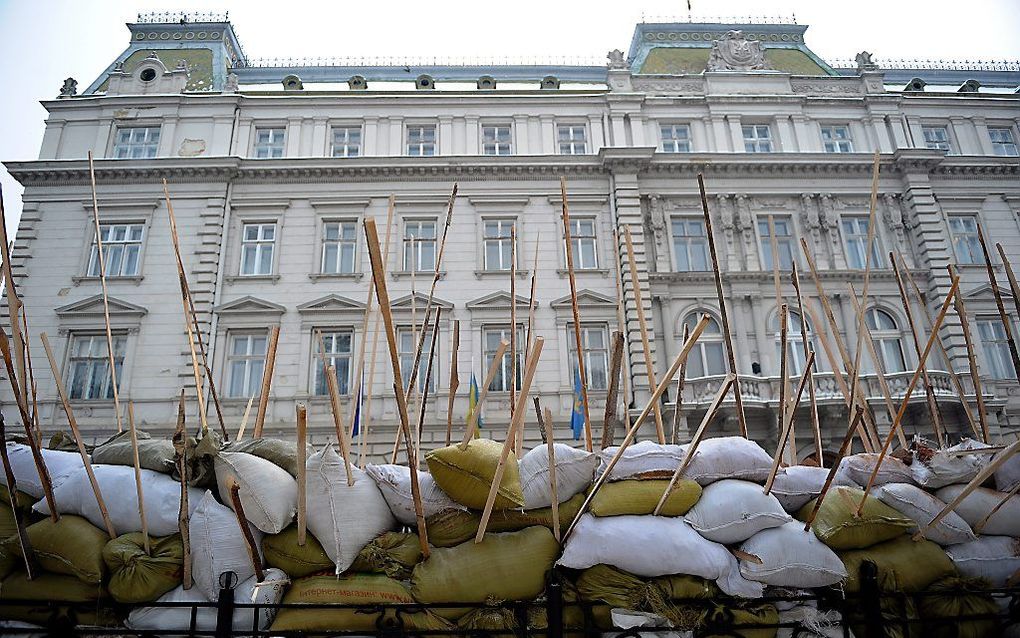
(930, 155), (1020, 177)
(649, 267), (928, 285)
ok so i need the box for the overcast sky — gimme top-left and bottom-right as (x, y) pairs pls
(1, 0), (1018, 235)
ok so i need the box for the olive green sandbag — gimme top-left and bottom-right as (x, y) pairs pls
(575, 564), (715, 630)
(226, 437), (313, 477)
(0, 486), (36, 543)
(426, 439), (525, 510)
(263, 524), (334, 578)
(918, 576), (1000, 638)
(796, 486), (913, 550)
(350, 532), (423, 580)
(92, 430), (176, 474)
(590, 479), (702, 517)
(103, 533), (183, 603)
(840, 535), (957, 593)
(704, 602), (779, 638)
(0, 515), (108, 584)
(270, 574), (450, 632)
(0, 571), (114, 626)
(411, 526), (558, 608)
(0, 484), (35, 513)
(427, 493), (585, 547)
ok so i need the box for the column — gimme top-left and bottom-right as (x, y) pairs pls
(157, 116), (178, 157)
(389, 117), (404, 156)
(311, 117), (328, 156)
(465, 116), (480, 155)
(950, 117), (979, 154)
(233, 118), (253, 156)
(850, 120), (871, 153)
(438, 116), (454, 156)
(692, 119), (709, 152)
(727, 116), (744, 152)
(776, 116), (797, 152)
(588, 114), (605, 152)
(610, 114), (627, 147)
(869, 115), (894, 153)
(750, 295), (770, 374)
(93, 119), (113, 157)
(539, 115), (555, 154)
(905, 116), (925, 149)
(734, 295), (754, 375)
(39, 119), (66, 159)
(889, 115), (910, 149)
(972, 117), (995, 155)
(363, 116), (379, 156)
(710, 116), (728, 152)
(285, 117), (301, 156)
(629, 114), (646, 147)
(452, 116), (466, 155)
(513, 115), (530, 154)
(792, 116), (816, 152)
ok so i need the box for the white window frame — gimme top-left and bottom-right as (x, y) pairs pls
(948, 215), (982, 265)
(557, 124), (587, 155)
(67, 333), (127, 400)
(567, 323), (610, 391)
(481, 124), (513, 156)
(743, 124), (773, 153)
(239, 222), (277, 276)
(402, 219), (437, 272)
(773, 310), (819, 376)
(682, 313), (726, 378)
(841, 216), (885, 270)
(253, 127), (286, 159)
(87, 223), (145, 277)
(568, 217), (599, 270)
(757, 216), (796, 270)
(483, 219), (516, 271)
(331, 126), (362, 158)
(406, 124), (437, 157)
(112, 126), (160, 159)
(660, 124), (691, 153)
(922, 125), (953, 152)
(312, 329), (354, 395)
(977, 318), (1017, 380)
(320, 220), (358, 275)
(671, 217), (710, 272)
(820, 125), (854, 153)
(989, 127), (1019, 157)
(865, 308), (907, 374)
(226, 332), (267, 398)
(483, 325), (525, 392)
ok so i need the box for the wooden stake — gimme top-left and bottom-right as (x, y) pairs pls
(601, 331), (625, 450)
(227, 478), (264, 581)
(364, 217), (430, 557)
(948, 264), (989, 443)
(19, 310), (42, 447)
(697, 174), (748, 438)
(856, 275), (961, 514)
(768, 216), (792, 463)
(765, 351), (816, 494)
(325, 368), (353, 486)
(362, 195), (397, 468)
(413, 308), (442, 467)
(560, 178), (593, 451)
(653, 373), (735, 516)
(0, 413), (38, 578)
(172, 391), (192, 590)
(611, 229), (633, 444)
(624, 226), (666, 445)
(777, 304), (790, 462)
(296, 404), (307, 546)
(390, 307), (434, 464)
(236, 394), (255, 440)
(510, 226), (518, 450)
(0, 184), (28, 404)
(802, 407), (866, 531)
(976, 222), (1020, 378)
(541, 405), (560, 542)
(475, 337), (545, 543)
(671, 323), (690, 446)
(997, 243), (1020, 326)
(252, 325), (280, 438)
(565, 315), (710, 539)
(792, 264), (822, 466)
(445, 320), (460, 447)
(126, 402), (149, 553)
(525, 232), (539, 361)
(458, 339), (509, 448)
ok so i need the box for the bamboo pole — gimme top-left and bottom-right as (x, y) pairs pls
(948, 264), (989, 443)
(252, 325), (280, 438)
(565, 315), (710, 540)
(671, 323), (690, 446)
(791, 264), (822, 466)
(653, 373), (735, 516)
(458, 340), (509, 448)
(767, 216), (792, 462)
(856, 275), (961, 514)
(560, 178), (593, 451)
(172, 391), (192, 590)
(697, 174), (748, 438)
(236, 394), (256, 440)
(777, 304), (790, 462)
(601, 331), (625, 451)
(0, 184), (28, 404)
(126, 402), (149, 553)
(891, 251), (945, 447)
(765, 351), (816, 494)
(296, 404), (307, 546)
(0, 413), (38, 579)
(997, 243), (1020, 325)
(445, 320), (460, 447)
(227, 478), (265, 581)
(541, 406), (560, 542)
(362, 195), (397, 467)
(86, 152), (125, 434)
(611, 229), (633, 443)
(624, 226), (666, 445)
(38, 332), (114, 537)
(475, 337), (545, 543)
(802, 407), (866, 531)
(364, 217), (430, 557)
(976, 222), (1020, 378)
(413, 308), (442, 467)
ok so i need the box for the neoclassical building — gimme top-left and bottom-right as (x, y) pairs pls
(4, 13), (1019, 459)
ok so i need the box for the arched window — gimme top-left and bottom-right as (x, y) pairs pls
(772, 310), (820, 376)
(866, 308), (907, 373)
(682, 312), (726, 378)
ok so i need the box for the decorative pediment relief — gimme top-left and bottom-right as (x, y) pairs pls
(550, 289), (616, 310)
(55, 295), (148, 320)
(214, 295), (286, 316)
(296, 294), (365, 315)
(465, 291), (534, 311)
(963, 284), (1014, 301)
(389, 292), (454, 311)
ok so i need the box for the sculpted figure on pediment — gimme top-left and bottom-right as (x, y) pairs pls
(707, 31), (770, 71)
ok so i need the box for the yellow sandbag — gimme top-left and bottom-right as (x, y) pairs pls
(262, 524), (333, 578)
(919, 576), (1000, 638)
(426, 439), (524, 510)
(0, 515), (108, 584)
(270, 574), (449, 632)
(796, 486), (913, 550)
(103, 533), (183, 603)
(426, 493), (585, 547)
(0, 571), (113, 626)
(575, 564), (714, 630)
(840, 535), (957, 593)
(590, 479), (701, 517)
(350, 532), (423, 580)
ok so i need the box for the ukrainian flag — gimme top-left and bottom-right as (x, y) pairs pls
(571, 368), (585, 441)
(468, 371), (483, 434)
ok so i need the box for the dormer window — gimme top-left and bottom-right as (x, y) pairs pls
(113, 127), (160, 159)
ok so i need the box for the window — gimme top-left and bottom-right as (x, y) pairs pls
(67, 334), (125, 400)
(483, 326), (525, 392)
(821, 125), (853, 153)
(569, 218), (598, 270)
(758, 216), (796, 270)
(773, 311), (818, 376)
(743, 125), (773, 153)
(557, 124), (587, 155)
(407, 125), (437, 156)
(113, 127), (160, 159)
(482, 125), (512, 156)
(398, 327), (436, 392)
(253, 128), (285, 159)
(240, 223), (276, 276)
(227, 333), (267, 398)
(313, 330), (353, 395)
(321, 221), (357, 274)
(948, 215), (982, 265)
(567, 324), (609, 390)
(865, 309), (906, 373)
(483, 220), (515, 271)
(989, 128), (1019, 156)
(671, 218), (709, 272)
(660, 124), (691, 153)
(403, 220), (437, 272)
(331, 126), (361, 157)
(978, 319), (1017, 380)
(682, 313), (725, 378)
(841, 217), (884, 269)
(922, 126), (952, 152)
(87, 223), (144, 277)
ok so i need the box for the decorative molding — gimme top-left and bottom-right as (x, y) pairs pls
(389, 291), (454, 311)
(55, 294), (148, 320)
(465, 291), (534, 311)
(213, 295), (286, 316)
(296, 294), (366, 315)
(550, 288), (616, 310)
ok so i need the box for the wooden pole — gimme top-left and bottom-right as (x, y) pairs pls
(413, 308), (442, 467)
(172, 390), (192, 590)
(227, 478), (265, 581)
(601, 331), (624, 450)
(475, 337), (545, 543)
(458, 339), (509, 448)
(560, 178), (593, 451)
(236, 394), (255, 440)
(856, 275), (961, 514)
(86, 152), (125, 434)
(765, 351), (816, 494)
(777, 304), (790, 462)
(948, 264), (989, 443)
(38, 332), (115, 537)
(791, 264), (822, 466)
(802, 407), (866, 531)
(391, 306), (430, 464)
(325, 369), (353, 485)
(445, 320), (460, 446)
(252, 325), (280, 438)
(0, 413), (38, 579)
(362, 195), (397, 467)
(295, 404), (307, 546)
(0, 184), (28, 403)
(671, 323), (690, 446)
(541, 406), (560, 542)
(976, 222), (1020, 377)
(526, 232), (539, 359)
(565, 314), (710, 540)
(126, 402), (149, 553)
(611, 229), (633, 443)
(19, 310), (42, 447)
(997, 243), (1020, 325)
(623, 226), (666, 445)
(509, 225), (517, 431)
(697, 174), (748, 438)
(364, 217), (430, 557)
(768, 216), (792, 462)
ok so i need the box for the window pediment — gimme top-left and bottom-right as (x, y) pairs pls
(465, 291), (534, 312)
(389, 292), (453, 312)
(296, 294), (365, 315)
(550, 289), (616, 311)
(214, 295), (286, 317)
(55, 294), (147, 320)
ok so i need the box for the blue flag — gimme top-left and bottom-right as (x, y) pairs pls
(351, 370), (364, 437)
(468, 371), (483, 432)
(570, 367), (585, 441)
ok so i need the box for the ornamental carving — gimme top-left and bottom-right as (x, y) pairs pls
(706, 31), (769, 71)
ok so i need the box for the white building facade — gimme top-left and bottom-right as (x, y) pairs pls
(4, 14), (1020, 460)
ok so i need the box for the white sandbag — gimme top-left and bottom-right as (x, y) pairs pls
(936, 484), (1020, 537)
(910, 438), (991, 489)
(874, 483), (975, 546)
(607, 609), (692, 638)
(839, 453), (913, 487)
(685, 479), (790, 544)
(1, 443), (87, 499)
(365, 464), (463, 525)
(678, 437), (774, 486)
(775, 600), (848, 638)
(126, 568), (288, 635)
(520, 443), (598, 509)
(190, 490), (265, 600)
(945, 536), (1020, 587)
(215, 451), (297, 534)
(32, 464), (202, 536)
(307, 445), (396, 573)
(597, 440), (684, 481)
(557, 514), (763, 598)
(994, 448), (1020, 493)
(738, 521), (847, 588)
(769, 465), (858, 512)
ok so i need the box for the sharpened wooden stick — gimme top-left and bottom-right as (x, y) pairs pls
(510, 225), (518, 452)
(948, 264), (989, 443)
(173, 391), (192, 590)
(611, 228), (633, 444)
(236, 394), (255, 440)
(541, 405), (560, 542)
(252, 325), (280, 438)
(446, 320), (460, 447)
(19, 310), (42, 447)
(803, 406), (866, 531)
(413, 308), (442, 468)
(601, 331), (624, 451)
(624, 225), (666, 445)
(977, 224), (1020, 378)
(459, 339), (509, 449)
(998, 243), (1020, 328)
(768, 216), (792, 463)
(671, 323), (690, 446)
(362, 195), (397, 467)
(296, 404), (307, 546)
(765, 351), (816, 494)
(475, 337), (544, 543)
(560, 178), (593, 451)
(0, 184), (27, 404)
(227, 478), (264, 581)
(791, 264), (822, 466)
(126, 402), (149, 553)
(777, 304), (790, 463)
(653, 373), (735, 516)
(39, 332), (115, 538)
(325, 369), (353, 486)
(0, 412), (38, 579)
(697, 174), (748, 438)
(391, 306), (433, 464)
